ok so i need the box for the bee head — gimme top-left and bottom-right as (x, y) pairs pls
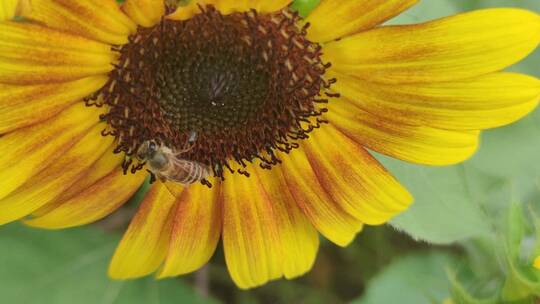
(136, 140), (159, 161)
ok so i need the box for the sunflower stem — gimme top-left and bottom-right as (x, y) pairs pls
(195, 265), (210, 298)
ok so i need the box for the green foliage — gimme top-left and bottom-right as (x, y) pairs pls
(0, 224), (215, 304)
(444, 202), (540, 303)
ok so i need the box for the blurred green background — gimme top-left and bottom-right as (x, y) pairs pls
(2, 1), (540, 303)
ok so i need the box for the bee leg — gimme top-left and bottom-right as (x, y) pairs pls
(201, 178), (212, 188)
(147, 170), (157, 184)
(175, 141), (196, 156)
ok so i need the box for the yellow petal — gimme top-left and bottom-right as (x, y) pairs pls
(123, 0), (165, 28)
(534, 256), (540, 270)
(0, 124), (113, 225)
(331, 71), (540, 130)
(324, 8), (540, 84)
(327, 99), (480, 165)
(254, 168), (319, 280)
(306, 0), (418, 43)
(0, 103), (103, 201)
(0, 76), (108, 134)
(302, 126), (412, 225)
(280, 150), (363, 247)
(25, 0), (136, 44)
(25, 160), (145, 229)
(221, 168), (282, 289)
(109, 182), (178, 279)
(0, 22), (115, 85)
(157, 180), (222, 278)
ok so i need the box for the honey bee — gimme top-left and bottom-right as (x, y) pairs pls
(136, 137), (209, 186)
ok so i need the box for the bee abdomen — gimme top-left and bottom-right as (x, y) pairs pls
(171, 160), (209, 185)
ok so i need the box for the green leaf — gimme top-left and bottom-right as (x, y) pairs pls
(291, 0), (320, 18)
(468, 109), (540, 184)
(0, 224), (217, 304)
(387, 1), (460, 25)
(353, 252), (458, 304)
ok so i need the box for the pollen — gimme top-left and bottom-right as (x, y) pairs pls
(86, 5), (336, 181)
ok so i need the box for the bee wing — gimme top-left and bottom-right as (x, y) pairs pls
(161, 180), (184, 198)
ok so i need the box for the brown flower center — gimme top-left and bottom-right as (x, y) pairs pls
(86, 5), (336, 183)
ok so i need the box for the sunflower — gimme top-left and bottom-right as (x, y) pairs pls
(1, 0), (540, 289)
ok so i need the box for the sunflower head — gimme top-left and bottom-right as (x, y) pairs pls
(89, 3), (334, 181)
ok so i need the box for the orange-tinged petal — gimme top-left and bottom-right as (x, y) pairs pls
(327, 99), (480, 165)
(168, 0), (290, 20)
(31, 149), (124, 218)
(0, 41), (115, 67)
(0, 124), (113, 225)
(254, 168), (319, 279)
(167, 2), (202, 21)
(324, 8), (540, 84)
(331, 71), (540, 130)
(222, 168), (282, 289)
(123, 0), (165, 27)
(0, 21), (112, 53)
(25, 0), (136, 44)
(158, 179), (222, 278)
(0, 76), (108, 134)
(0, 103), (103, 201)
(109, 182), (178, 279)
(251, 0), (292, 13)
(306, 0), (418, 43)
(0, 63), (112, 85)
(0, 0), (29, 20)
(221, 159), (319, 289)
(0, 0), (19, 20)
(302, 126), (412, 225)
(168, 0), (236, 20)
(280, 151), (363, 247)
(25, 161), (145, 229)
(0, 22), (115, 85)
